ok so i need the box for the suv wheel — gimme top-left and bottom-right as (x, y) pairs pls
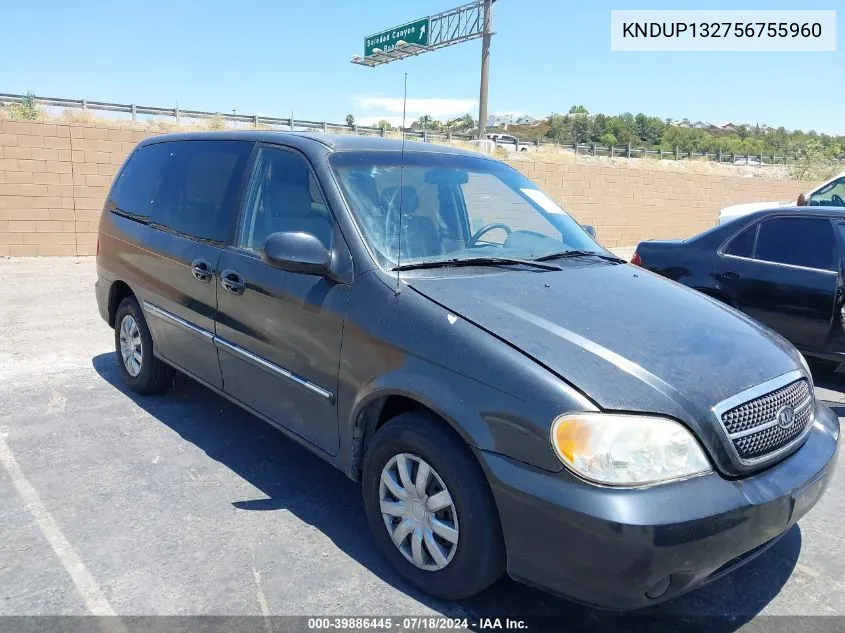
(114, 296), (174, 394)
(362, 410), (505, 600)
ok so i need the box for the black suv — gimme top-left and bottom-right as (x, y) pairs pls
(96, 132), (839, 609)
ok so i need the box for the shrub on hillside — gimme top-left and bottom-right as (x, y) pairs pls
(788, 140), (843, 181)
(207, 114), (227, 130)
(4, 92), (41, 120)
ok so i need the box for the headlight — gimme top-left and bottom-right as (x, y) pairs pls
(551, 413), (712, 486)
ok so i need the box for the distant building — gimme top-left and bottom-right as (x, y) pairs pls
(487, 113), (539, 128)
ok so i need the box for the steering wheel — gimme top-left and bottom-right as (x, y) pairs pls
(832, 194), (844, 207)
(467, 223), (512, 247)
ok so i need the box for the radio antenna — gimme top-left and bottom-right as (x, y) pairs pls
(395, 72), (407, 295)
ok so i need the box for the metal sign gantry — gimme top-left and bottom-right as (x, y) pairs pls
(351, 0), (496, 138)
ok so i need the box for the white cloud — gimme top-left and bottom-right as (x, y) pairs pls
(353, 95), (477, 118)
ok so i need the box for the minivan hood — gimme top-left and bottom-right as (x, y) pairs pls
(407, 263), (801, 425)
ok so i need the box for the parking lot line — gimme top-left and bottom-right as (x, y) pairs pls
(0, 434), (116, 616)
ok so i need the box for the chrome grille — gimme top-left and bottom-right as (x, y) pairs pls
(716, 374), (814, 465)
(722, 379), (811, 435)
(732, 403), (812, 460)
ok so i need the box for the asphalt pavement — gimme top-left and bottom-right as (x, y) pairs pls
(0, 257), (843, 630)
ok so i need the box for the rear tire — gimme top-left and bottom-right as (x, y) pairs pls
(114, 296), (174, 394)
(362, 410), (505, 600)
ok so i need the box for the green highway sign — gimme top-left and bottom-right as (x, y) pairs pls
(365, 17), (430, 56)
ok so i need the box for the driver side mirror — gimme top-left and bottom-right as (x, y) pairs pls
(262, 231), (332, 277)
(582, 224), (597, 239)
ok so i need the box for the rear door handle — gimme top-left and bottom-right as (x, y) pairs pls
(191, 259), (213, 283)
(723, 271), (742, 280)
(220, 270), (245, 295)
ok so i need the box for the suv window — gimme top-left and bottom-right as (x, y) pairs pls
(110, 140), (252, 242)
(237, 147), (332, 252)
(755, 217), (835, 270)
(110, 142), (173, 221)
(725, 225), (756, 258)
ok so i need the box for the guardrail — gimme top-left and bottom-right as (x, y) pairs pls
(3, 91), (836, 166)
(0, 91), (478, 143)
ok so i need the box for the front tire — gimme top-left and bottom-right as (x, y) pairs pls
(114, 296), (174, 394)
(362, 411), (505, 600)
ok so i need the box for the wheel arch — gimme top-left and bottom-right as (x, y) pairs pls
(349, 390), (478, 483)
(108, 280), (136, 327)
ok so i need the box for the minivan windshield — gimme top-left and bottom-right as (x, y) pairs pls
(330, 151), (606, 269)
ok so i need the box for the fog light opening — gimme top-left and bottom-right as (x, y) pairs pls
(645, 575), (672, 600)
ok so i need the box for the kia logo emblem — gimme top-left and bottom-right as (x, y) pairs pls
(776, 406), (796, 429)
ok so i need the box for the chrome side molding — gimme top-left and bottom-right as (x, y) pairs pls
(143, 301), (333, 401)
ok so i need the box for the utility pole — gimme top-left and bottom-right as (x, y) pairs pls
(477, 0), (493, 139)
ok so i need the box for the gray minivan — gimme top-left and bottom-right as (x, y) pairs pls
(95, 131), (839, 609)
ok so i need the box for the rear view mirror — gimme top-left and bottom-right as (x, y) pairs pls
(582, 224), (597, 239)
(262, 232), (331, 276)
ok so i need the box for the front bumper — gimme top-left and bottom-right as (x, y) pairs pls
(477, 402), (839, 610)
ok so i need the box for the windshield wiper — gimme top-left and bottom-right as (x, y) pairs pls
(534, 250), (625, 264)
(392, 257), (561, 272)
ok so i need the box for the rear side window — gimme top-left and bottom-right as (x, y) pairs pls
(725, 224), (756, 258)
(755, 217), (835, 270)
(110, 143), (173, 221)
(110, 140), (252, 243)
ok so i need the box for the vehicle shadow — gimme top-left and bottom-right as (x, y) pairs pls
(92, 353), (800, 631)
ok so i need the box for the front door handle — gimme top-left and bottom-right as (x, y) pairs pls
(220, 270), (245, 295)
(723, 271), (742, 280)
(191, 259), (213, 282)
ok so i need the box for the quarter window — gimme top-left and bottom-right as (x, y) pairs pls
(755, 217), (835, 270)
(725, 225), (756, 258)
(237, 147), (332, 252)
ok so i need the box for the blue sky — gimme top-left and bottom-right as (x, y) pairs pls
(2, 0), (842, 133)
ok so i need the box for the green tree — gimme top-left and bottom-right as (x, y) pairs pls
(570, 116), (590, 144)
(377, 119), (393, 131)
(546, 113), (567, 140)
(590, 113), (608, 139)
(789, 139), (842, 181)
(568, 105), (589, 114)
(599, 133), (617, 147)
(345, 114), (355, 127)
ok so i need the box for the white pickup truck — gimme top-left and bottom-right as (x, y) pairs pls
(717, 171), (845, 225)
(486, 133), (533, 153)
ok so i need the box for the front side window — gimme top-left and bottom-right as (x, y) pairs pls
(330, 151), (600, 268)
(237, 147), (332, 252)
(809, 177), (845, 207)
(755, 217), (835, 270)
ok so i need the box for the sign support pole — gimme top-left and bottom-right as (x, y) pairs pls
(477, 0), (493, 139)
